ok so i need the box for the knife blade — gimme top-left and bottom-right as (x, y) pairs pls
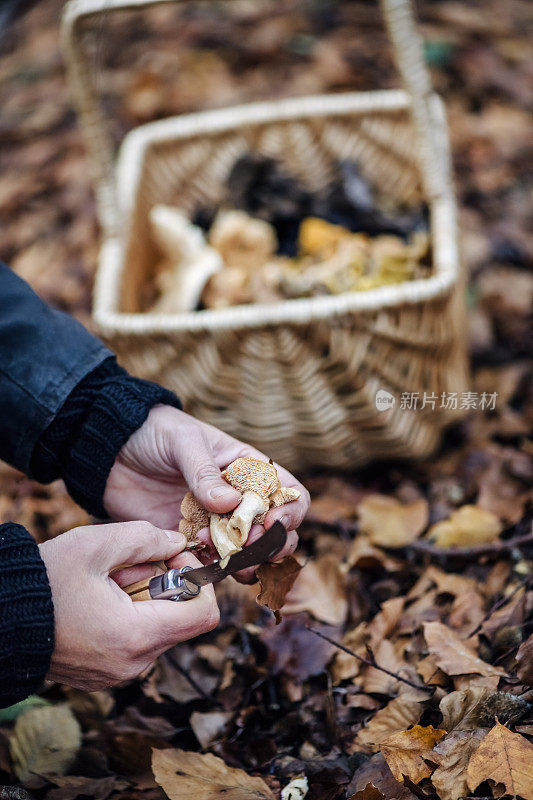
(147, 521), (288, 600)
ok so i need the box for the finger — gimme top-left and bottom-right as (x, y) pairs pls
(111, 562), (164, 589)
(172, 428), (241, 513)
(134, 552), (220, 645)
(209, 433), (311, 528)
(88, 521), (186, 572)
(264, 471), (310, 533)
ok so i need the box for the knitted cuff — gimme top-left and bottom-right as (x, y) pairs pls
(30, 358), (182, 518)
(0, 523), (54, 708)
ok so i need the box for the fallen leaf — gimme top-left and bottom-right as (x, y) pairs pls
(363, 640), (420, 696)
(256, 556), (302, 623)
(423, 621), (506, 677)
(346, 754), (416, 799)
(346, 536), (401, 572)
(416, 655), (447, 686)
(348, 784), (385, 800)
(330, 622), (367, 683)
(357, 495), (428, 547)
(426, 505), (502, 547)
(356, 697), (423, 750)
(380, 725), (446, 784)
(466, 721), (533, 797)
(481, 589), (526, 639)
(282, 554), (347, 625)
(10, 704), (81, 782)
(439, 687), (493, 732)
(367, 598), (404, 651)
(45, 776), (128, 800)
(152, 748), (275, 799)
(516, 633), (533, 686)
(431, 730), (487, 800)
(190, 711), (232, 749)
(261, 617), (337, 680)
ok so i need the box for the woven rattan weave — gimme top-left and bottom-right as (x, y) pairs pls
(61, 0), (469, 469)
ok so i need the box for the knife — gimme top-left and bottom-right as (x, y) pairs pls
(125, 521), (287, 602)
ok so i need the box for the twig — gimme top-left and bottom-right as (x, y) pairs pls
(302, 517), (533, 562)
(398, 532), (533, 561)
(403, 777), (437, 800)
(467, 574), (532, 638)
(305, 625), (433, 693)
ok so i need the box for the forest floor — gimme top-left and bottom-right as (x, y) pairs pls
(0, 2), (532, 799)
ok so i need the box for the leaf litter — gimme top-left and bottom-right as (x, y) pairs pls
(0, 1), (532, 799)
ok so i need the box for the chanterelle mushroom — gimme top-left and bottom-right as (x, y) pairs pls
(178, 457), (300, 561)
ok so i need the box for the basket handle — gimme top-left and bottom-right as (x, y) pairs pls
(61, 0), (443, 236)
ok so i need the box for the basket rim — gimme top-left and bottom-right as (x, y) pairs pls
(94, 90), (460, 335)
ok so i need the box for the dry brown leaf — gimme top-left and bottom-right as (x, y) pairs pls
(282, 554), (347, 625)
(423, 621), (506, 678)
(448, 589), (486, 635)
(347, 536), (401, 572)
(426, 505), (502, 548)
(10, 704), (81, 782)
(362, 640), (409, 695)
(348, 784), (385, 800)
(256, 556), (302, 624)
(439, 687), (493, 732)
(367, 598), (404, 651)
(466, 721), (533, 797)
(152, 748), (274, 800)
(453, 674), (501, 692)
(356, 697), (423, 751)
(357, 495), (428, 547)
(516, 633), (533, 686)
(416, 655), (448, 686)
(380, 725), (446, 784)
(189, 711), (232, 750)
(331, 622), (367, 683)
(431, 730), (487, 800)
(346, 754), (417, 799)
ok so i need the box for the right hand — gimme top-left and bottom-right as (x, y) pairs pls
(39, 520), (220, 691)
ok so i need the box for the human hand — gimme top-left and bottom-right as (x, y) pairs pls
(39, 520), (219, 691)
(103, 406), (310, 580)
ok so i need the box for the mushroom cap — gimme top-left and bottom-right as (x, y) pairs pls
(180, 491), (209, 535)
(222, 457), (281, 499)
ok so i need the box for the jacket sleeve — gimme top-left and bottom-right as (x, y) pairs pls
(0, 523), (54, 708)
(0, 262), (181, 517)
(0, 262), (110, 475)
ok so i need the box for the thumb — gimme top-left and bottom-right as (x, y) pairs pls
(87, 521), (186, 572)
(176, 434), (241, 514)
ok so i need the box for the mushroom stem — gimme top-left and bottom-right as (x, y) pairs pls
(210, 514), (240, 561)
(228, 491), (269, 544)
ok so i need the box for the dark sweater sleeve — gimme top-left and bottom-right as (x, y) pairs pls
(0, 262), (111, 475)
(0, 523), (54, 708)
(30, 357), (182, 518)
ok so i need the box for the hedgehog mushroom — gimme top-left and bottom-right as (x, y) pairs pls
(179, 491), (209, 546)
(179, 458), (301, 561)
(209, 457), (300, 560)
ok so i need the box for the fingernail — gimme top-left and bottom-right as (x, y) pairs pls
(209, 485), (238, 502)
(279, 515), (291, 530)
(164, 530), (186, 544)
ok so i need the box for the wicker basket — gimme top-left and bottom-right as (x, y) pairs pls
(61, 0), (469, 470)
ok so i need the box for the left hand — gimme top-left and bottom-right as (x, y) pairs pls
(103, 406), (309, 581)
